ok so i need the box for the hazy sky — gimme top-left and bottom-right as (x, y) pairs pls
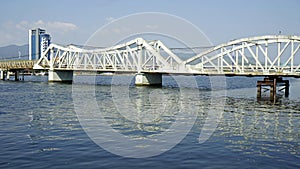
(0, 0), (299, 47)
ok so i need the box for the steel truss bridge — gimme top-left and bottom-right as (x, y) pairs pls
(34, 35), (300, 77)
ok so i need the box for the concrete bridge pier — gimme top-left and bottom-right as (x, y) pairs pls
(14, 71), (22, 81)
(14, 71), (19, 81)
(13, 70), (25, 81)
(135, 73), (162, 86)
(48, 70), (73, 82)
(5, 71), (10, 80)
(0, 69), (4, 80)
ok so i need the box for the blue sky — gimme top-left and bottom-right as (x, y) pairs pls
(0, 0), (299, 47)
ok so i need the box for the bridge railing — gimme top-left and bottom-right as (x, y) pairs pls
(0, 60), (36, 69)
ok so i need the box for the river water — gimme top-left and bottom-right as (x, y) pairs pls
(0, 75), (299, 168)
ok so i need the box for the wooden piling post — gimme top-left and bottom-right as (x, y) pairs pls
(270, 78), (276, 100)
(284, 80), (289, 97)
(257, 76), (289, 100)
(257, 83), (262, 98)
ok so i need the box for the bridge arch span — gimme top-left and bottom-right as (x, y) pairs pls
(184, 35), (300, 76)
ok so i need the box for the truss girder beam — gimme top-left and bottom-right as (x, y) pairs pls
(34, 35), (300, 77)
(35, 38), (183, 73)
(185, 35), (300, 76)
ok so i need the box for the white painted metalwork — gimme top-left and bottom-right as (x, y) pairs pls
(34, 35), (300, 77)
(184, 35), (300, 76)
(34, 38), (183, 73)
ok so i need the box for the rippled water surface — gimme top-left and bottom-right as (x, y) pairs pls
(0, 75), (299, 168)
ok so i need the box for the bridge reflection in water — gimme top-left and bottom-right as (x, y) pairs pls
(7, 76), (300, 166)
(203, 97), (300, 159)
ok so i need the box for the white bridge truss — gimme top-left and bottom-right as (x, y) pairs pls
(34, 38), (184, 74)
(34, 35), (300, 77)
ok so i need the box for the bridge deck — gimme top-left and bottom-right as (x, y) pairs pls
(31, 35), (300, 78)
(0, 60), (36, 69)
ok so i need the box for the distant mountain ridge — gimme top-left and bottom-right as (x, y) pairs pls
(0, 44), (29, 60)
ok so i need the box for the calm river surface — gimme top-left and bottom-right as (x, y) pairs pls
(0, 75), (299, 168)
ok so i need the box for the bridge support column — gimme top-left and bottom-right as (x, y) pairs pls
(0, 70), (4, 80)
(135, 73), (162, 86)
(6, 71), (10, 80)
(48, 70), (73, 82)
(14, 71), (19, 81)
(257, 76), (289, 100)
(284, 81), (290, 97)
(20, 70), (25, 81)
(257, 85), (262, 98)
(1, 70), (8, 80)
